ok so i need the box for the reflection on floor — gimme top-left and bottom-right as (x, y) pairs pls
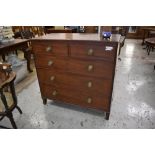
(1, 39), (155, 128)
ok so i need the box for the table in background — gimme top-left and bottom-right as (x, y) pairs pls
(0, 39), (32, 72)
(141, 28), (155, 45)
(145, 37), (155, 55)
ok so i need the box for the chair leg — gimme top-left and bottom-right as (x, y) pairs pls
(0, 116), (4, 121)
(147, 46), (151, 55)
(16, 106), (23, 114)
(15, 50), (18, 56)
(0, 125), (10, 129)
(2, 54), (5, 62)
(7, 113), (17, 129)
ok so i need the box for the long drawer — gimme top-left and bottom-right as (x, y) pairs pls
(37, 69), (113, 97)
(40, 84), (110, 112)
(32, 41), (68, 57)
(68, 58), (114, 79)
(34, 54), (68, 71)
(69, 42), (117, 61)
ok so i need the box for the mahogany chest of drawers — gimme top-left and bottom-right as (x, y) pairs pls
(31, 33), (120, 120)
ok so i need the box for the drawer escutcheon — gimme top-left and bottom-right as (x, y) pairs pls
(50, 76), (55, 81)
(46, 46), (52, 52)
(87, 48), (94, 56)
(87, 97), (92, 104)
(87, 65), (94, 71)
(48, 60), (53, 66)
(52, 90), (57, 96)
(87, 81), (92, 88)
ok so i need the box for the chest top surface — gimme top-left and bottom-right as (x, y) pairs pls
(32, 33), (121, 43)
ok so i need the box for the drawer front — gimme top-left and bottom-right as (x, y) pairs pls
(34, 54), (67, 70)
(40, 84), (110, 112)
(70, 43), (117, 61)
(68, 59), (114, 79)
(32, 41), (68, 56)
(37, 69), (113, 97)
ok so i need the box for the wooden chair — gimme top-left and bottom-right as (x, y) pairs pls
(0, 63), (22, 129)
(20, 30), (34, 39)
(31, 26), (45, 37)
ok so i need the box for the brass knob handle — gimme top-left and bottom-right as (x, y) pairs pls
(50, 76), (55, 81)
(87, 65), (93, 71)
(48, 60), (53, 66)
(87, 97), (92, 104)
(87, 48), (93, 56)
(46, 46), (52, 52)
(52, 90), (57, 96)
(87, 81), (92, 88)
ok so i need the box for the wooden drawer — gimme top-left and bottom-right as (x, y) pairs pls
(34, 54), (67, 70)
(68, 58), (114, 79)
(69, 42), (117, 61)
(37, 69), (113, 97)
(40, 84), (110, 112)
(32, 41), (68, 56)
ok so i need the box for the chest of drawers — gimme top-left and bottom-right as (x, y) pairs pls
(31, 33), (120, 120)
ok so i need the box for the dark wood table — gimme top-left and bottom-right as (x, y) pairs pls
(145, 37), (155, 55)
(0, 39), (32, 72)
(141, 28), (155, 45)
(145, 38), (155, 70)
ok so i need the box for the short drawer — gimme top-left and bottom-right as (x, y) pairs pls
(68, 58), (114, 79)
(34, 54), (67, 70)
(69, 43), (117, 61)
(37, 69), (113, 97)
(32, 41), (68, 56)
(40, 84), (110, 112)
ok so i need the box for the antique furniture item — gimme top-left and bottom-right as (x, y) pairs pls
(0, 63), (22, 129)
(0, 39), (32, 72)
(32, 33), (120, 120)
(145, 37), (155, 55)
(141, 27), (155, 45)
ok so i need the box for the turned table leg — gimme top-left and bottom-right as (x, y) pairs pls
(142, 29), (146, 45)
(24, 49), (33, 72)
(2, 54), (6, 62)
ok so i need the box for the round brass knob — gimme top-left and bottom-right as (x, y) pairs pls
(87, 97), (92, 104)
(87, 48), (93, 56)
(48, 60), (53, 66)
(87, 65), (93, 71)
(87, 81), (92, 88)
(46, 46), (52, 52)
(52, 90), (57, 96)
(50, 76), (55, 81)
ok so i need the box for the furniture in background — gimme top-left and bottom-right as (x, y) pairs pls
(31, 33), (120, 120)
(45, 26), (97, 33)
(144, 38), (155, 70)
(84, 26), (98, 33)
(125, 26), (155, 40)
(31, 26), (46, 36)
(0, 39), (32, 72)
(145, 37), (155, 55)
(0, 63), (22, 129)
(141, 27), (155, 45)
(45, 28), (72, 33)
(12, 26), (46, 37)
